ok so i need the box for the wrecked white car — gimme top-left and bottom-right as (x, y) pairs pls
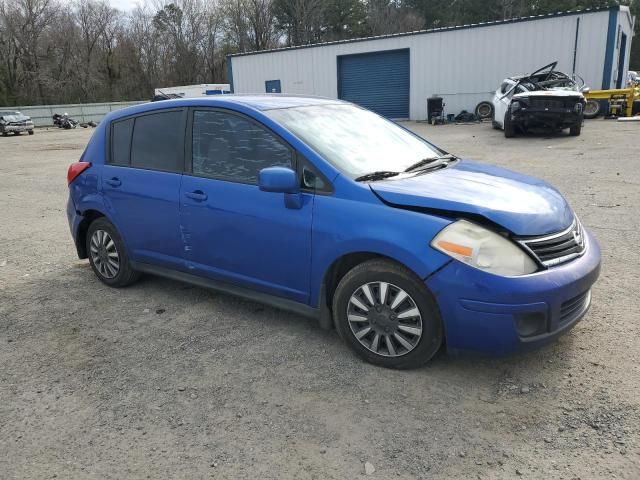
(0, 110), (35, 136)
(492, 62), (587, 137)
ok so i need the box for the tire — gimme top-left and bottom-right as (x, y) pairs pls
(28, 130), (34, 135)
(1, 131), (7, 137)
(86, 217), (140, 287)
(475, 101), (494, 120)
(503, 112), (515, 138)
(569, 122), (582, 136)
(583, 100), (600, 119)
(332, 259), (443, 369)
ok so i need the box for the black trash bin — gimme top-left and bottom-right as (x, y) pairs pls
(427, 96), (444, 123)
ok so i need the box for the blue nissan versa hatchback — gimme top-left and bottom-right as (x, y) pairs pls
(66, 96), (601, 369)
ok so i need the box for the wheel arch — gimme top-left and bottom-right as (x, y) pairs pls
(75, 208), (110, 258)
(317, 250), (441, 330)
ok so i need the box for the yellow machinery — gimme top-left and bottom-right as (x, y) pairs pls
(583, 86), (640, 118)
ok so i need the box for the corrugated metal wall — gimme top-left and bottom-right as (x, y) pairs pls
(231, 9), (620, 120)
(6, 101), (146, 127)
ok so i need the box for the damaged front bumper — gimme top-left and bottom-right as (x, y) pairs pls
(425, 229), (601, 355)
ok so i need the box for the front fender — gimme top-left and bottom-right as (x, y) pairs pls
(309, 194), (453, 306)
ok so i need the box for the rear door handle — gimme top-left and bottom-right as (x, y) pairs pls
(106, 177), (121, 187)
(185, 190), (208, 201)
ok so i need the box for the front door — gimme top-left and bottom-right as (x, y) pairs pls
(494, 80), (515, 127)
(102, 110), (186, 269)
(180, 108), (313, 303)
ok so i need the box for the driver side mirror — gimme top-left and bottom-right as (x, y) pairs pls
(258, 167), (299, 194)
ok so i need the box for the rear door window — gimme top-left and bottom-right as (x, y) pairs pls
(131, 111), (183, 172)
(191, 110), (293, 184)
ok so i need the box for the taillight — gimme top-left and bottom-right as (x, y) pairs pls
(67, 161), (91, 185)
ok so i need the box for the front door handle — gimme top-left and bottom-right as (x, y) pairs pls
(106, 177), (121, 187)
(185, 190), (208, 201)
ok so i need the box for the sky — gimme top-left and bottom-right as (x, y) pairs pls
(106, 0), (142, 11)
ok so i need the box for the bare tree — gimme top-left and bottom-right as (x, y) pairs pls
(1, 0), (59, 103)
(368, 0), (423, 36)
(73, 0), (117, 100)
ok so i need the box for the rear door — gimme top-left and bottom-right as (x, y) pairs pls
(180, 108), (313, 303)
(102, 109), (186, 269)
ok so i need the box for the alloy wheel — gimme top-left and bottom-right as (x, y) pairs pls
(347, 282), (423, 357)
(89, 229), (120, 279)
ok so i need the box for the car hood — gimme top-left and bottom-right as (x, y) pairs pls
(514, 89), (584, 99)
(370, 160), (574, 236)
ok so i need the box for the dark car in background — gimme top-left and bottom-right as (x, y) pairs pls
(0, 110), (35, 136)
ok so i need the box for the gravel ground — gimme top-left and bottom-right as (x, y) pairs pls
(1, 120), (639, 479)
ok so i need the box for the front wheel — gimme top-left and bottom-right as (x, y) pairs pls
(569, 116), (583, 136)
(569, 123), (582, 136)
(332, 259), (443, 369)
(86, 217), (140, 287)
(504, 112), (516, 138)
(28, 130), (34, 135)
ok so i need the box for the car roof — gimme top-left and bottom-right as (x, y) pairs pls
(213, 94), (345, 110)
(107, 94), (347, 123)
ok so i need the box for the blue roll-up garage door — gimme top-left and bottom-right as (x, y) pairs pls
(338, 49), (409, 118)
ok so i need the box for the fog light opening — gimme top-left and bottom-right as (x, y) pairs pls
(515, 312), (547, 338)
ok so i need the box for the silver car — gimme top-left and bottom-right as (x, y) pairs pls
(0, 111), (35, 136)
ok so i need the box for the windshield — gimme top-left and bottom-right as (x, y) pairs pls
(0, 111), (19, 116)
(265, 104), (442, 178)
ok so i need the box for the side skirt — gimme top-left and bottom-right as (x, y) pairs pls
(132, 262), (321, 320)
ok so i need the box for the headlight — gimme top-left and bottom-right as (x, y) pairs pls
(574, 102), (583, 113)
(510, 101), (521, 111)
(431, 220), (538, 276)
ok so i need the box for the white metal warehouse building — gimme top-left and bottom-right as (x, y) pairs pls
(228, 6), (635, 120)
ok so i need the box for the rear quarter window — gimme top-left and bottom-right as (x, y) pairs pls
(110, 118), (133, 165)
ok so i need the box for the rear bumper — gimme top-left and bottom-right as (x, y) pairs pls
(426, 229), (601, 355)
(66, 196), (85, 258)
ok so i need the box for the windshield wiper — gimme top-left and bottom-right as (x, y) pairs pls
(404, 154), (456, 173)
(354, 171), (400, 182)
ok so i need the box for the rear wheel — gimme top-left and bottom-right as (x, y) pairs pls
(332, 259), (443, 369)
(86, 217), (139, 287)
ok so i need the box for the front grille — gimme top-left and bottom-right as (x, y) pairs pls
(560, 290), (591, 324)
(519, 219), (586, 267)
(9, 121), (26, 126)
(529, 98), (570, 109)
